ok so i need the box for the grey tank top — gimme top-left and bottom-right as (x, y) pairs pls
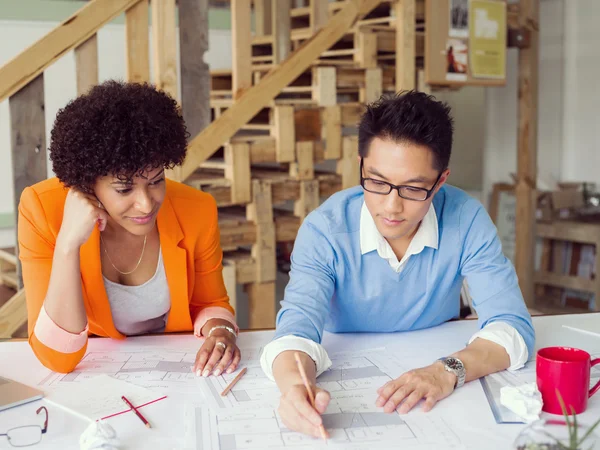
(103, 247), (171, 335)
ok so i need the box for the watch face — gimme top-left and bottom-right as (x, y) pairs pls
(445, 358), (463, 371)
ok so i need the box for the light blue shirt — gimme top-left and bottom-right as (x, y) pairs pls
(272, 185), (535, 358)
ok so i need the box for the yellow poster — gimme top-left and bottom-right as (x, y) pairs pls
(469, 0), (506, 79)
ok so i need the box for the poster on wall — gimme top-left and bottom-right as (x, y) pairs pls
(445, 38), (468, 82)
(469, 0), (507, 79)
(449, 0), (469, 38)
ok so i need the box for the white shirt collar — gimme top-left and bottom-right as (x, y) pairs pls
(360, 200), (439, 271)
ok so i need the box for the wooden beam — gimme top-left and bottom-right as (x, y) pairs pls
(290, 141), (315, 180)
(294, 179), (320, 220)
(312, 66), (337, 106)
(311, 0), (329, 33)
(254, 0), (273, 36)
(74, 34), (98, 95)
(222, 261), (237, 316)
(247, 180), (276, 283)
(0, 0), (141, 102)
(232, 0), (252, 99)
(179, 0), (383, 180)
(337, 135), (360, 189)
(273, 105), (296, 162)
(272, 0), (292, 64)
(10, 75), (47, 288)
(179, 0), (210, 137)
(0, 289), (27, 339)
(515, 0), (539, 307)
(225, 142), (251, 204)
(395, 0), (416, 90)
(323, 105), (342, 159)
(245, 281), (276, 329)
(151, 0), (178, 100)
(125, 0), (150, 83)
(355, 30), (377, 68)
(360, 67), (382, 103)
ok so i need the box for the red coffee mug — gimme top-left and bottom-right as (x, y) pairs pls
(536, 346), (600, 415)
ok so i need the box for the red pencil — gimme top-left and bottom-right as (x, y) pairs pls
(121, 395), (152, 429)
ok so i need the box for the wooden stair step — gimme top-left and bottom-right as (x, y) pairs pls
(0, 248), (17, 266)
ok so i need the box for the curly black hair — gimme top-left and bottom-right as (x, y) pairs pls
(49, 80), (189, 192)
(358, 90), (454, 172)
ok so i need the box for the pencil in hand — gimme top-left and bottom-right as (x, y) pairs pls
(293, 352), (328, 440)
(121, 395), (152, 429)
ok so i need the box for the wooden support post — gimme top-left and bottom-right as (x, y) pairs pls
(247, 180), (277, 284)
(222, 261), (237, 317)
(74, 34), (98, 95)
(0, 249), (18, 290)
(232, 0), (252, 100)
(254, 0), (273, 36)
(311, 0), (329, 33)
(224, 142), (251, 204)
(10, 75), (47, 288)
(360, 67), (382, 103)
(0, 290), (27, 339)
(272, 105), (296, 162)
(417, 69), (430, 94)
(322, 105), (342, 160)
(294, 179), (320, 220)
(179, 0), (210, 138)
(515, 0), (539, 307)
(290, 141), (314, 180)
(312, 66), (337, 106)
(125, 0), (150, 83)
(395, 0), (416, 91)
(152, 0), (179, 180)
(245, 281), (276, 329)
(355, 30), (377, 69)
(337, 135), (360, 189)
(272, 0), (291, 64)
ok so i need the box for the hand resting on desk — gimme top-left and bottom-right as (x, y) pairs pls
(193, 319), (241, 377)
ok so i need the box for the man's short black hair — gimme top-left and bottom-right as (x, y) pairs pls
(49, 80), (188, 192)
(358, 90), (454, 172)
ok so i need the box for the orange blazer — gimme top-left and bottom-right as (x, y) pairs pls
(18, 177), (234, 373)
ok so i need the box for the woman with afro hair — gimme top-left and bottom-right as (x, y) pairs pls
(18, 80), (240, 375)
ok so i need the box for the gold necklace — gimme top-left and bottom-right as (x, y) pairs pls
(100, 233), (147, 275)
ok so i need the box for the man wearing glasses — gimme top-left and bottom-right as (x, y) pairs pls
(260, 90), (534, 438)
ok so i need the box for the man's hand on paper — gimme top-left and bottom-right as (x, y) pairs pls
(278, 384), (331, 439)
(375, 363), (456, 414)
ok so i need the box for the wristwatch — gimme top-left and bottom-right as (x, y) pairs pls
(438, 356), (466, 389)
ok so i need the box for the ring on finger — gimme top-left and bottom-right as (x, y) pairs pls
(215, 341), (227, 350)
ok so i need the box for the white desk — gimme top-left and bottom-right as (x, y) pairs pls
(0, 313), (599, 450)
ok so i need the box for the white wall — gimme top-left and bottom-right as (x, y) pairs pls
(0, 20), (232, 247)
(483, 0), (566, 207)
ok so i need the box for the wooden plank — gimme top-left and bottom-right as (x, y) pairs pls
(323, 105), (342, 159)
(224, 142), (251, 204)
(395, 0), (416, 90)
(179, 0), (383, 180)
(354, 30), (377, 68)
(360, 67), (382, 103)
(0, 289), (27, 339)
(245, 281), (276, 329)
(534, 271), (595, 294)
(290, 141), (315, 180)
(0, 0), (141, 102)
(536, 222), (600, 245)
(273, 0), (292, 64)
(232, 0), (252, 99)
(312, 66), (337, 106)
(337, 135), (360, 189)
(272, 105), (296, 162)
(515, 0), (540, 307)
(222, 261), (237, 316)
(340, 102), (364, 127)
(311, 0), (329, 33)
(294, 179), (320, 219)
(294, 109), (322, 142)
(151, 0), (178, 100)
(179, 0), (210, 138)
(74, 34), (98, 95)
(254, 0), (273, 36)
(248, 181), (277, 283)
(10, 74), (47, 288)
(125, 0), (150, 83)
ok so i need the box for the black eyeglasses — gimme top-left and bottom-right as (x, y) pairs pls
(0, 406), (48, 447)
(360, 158), (444, 202)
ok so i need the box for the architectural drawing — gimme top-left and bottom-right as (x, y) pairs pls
(187, 405), (465, 450)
